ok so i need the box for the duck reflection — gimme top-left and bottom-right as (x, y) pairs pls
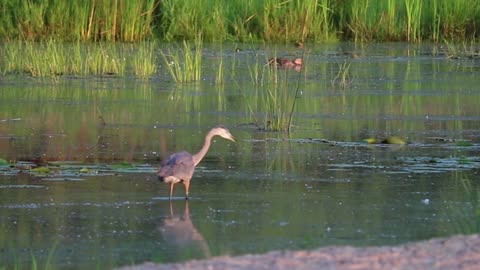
(158, 201), (210, 259)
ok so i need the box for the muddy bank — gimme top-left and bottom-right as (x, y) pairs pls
(118, 234), (480, 270)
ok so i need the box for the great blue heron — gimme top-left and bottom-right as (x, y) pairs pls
(157, 126), (235, 200)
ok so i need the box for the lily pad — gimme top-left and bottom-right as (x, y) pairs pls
(32, 167), (51, 174)
(0, 158), (9, 166)
(79, 168), (91, 173)
(363, 138), (377, 144)
(361, 136), (406, 145)
(381, 136), (406, 145)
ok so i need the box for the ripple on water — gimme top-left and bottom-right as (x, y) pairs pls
(0, 184), (45, 189)
(1, 201), (149, 209)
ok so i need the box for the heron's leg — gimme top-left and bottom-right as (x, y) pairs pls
(184, 181), (190, 200)
(169, 183), (174, 200)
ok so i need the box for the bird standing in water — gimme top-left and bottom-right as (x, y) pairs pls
(157, 126), (235, 200)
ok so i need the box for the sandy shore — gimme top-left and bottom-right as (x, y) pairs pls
(118, 234), (480, 270)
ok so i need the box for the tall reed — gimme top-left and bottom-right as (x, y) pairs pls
(263, 0), (333, 42)
(1, 41), (157, 78)
(256, 56), (303, 132)
(160, 39), (202, 83)
(426, 0), (441, 42)
(85, 43), (127, 76)
(344, 0), (371, 42)
(437, 0), (479, 40)
(0, 0), (157, 42)
(132, 42), (158, 78)
(1, 0), (480, 43)
(160, 0), (228, 41)
(405, 0), (422, 42)
(332, 61), (353, 89)
(247, 52), (263, 85)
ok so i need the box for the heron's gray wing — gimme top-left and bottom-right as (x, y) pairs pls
(157, 151), (195, 180)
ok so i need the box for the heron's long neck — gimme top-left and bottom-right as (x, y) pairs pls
(192, 131), (214, 167)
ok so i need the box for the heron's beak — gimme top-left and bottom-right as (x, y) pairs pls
(226, 132), (235, 142)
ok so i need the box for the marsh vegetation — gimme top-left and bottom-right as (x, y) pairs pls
(1, 0), (479, 42)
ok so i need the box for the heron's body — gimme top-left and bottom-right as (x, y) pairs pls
(157, 127), (235, 200)
(157, 151), (195, 197)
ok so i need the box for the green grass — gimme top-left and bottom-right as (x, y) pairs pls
(84, 43), (127, 76)
(442, 39), (479, 59)
(0, 243), (58, 270)
(160, 38), (202, 83)
(1, 0), (479, 42)
(0, 40), (158, 78)
(0, 0), (157, 42)
(264, 66), (290, 131)
(332, 60), (353, 89)
(132, 41), (158, 78)
(263, 0), (333, 42)
(254, 54), (304, 132)
(405, 0), (423, 42)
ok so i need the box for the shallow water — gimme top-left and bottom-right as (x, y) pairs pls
(1, 42), (480, 269)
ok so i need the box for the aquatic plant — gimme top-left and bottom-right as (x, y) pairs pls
(442, 39), (479, 59)
(160, 0), (229, 42)
(263, 0), (333, 42)
(405, 0), (423, 42)
(0, 243), (58, 270)
(30, 251), (56, 270)
(331, 61), (352, 89)
(215, 59), (224, 85)
(0, 40), (159, 78)
(0, 0), (157, 42)
(257, 57), (304, 132)
(160, 38), (202, 83)
(338, 0), (480, 42)
(132, 42), (158, 78)
(247, 52), (263, 85)
(84, 43), (127, 76)
(264, 67), (290, 131)
(2, 0), (480, 42)
(23, 39), (68, 77)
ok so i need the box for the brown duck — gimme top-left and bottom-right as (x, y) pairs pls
(268, 57), (303, 69)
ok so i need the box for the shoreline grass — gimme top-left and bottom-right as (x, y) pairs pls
(0, 40), (157, 78)
(1, 0), (479, 43)
(160, 38), (202, 83)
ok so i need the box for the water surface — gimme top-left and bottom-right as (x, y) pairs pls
(0, 42), (480, 269)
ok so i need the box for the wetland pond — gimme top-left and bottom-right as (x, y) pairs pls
(1, 43), (480, 269)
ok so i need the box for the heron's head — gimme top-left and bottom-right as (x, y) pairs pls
(213, 126), (235, 142)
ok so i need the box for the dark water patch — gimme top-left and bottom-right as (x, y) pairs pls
(42, 177), (85, 181)
(399, 156), (480, 174)
(0, 184), (44, 189)
(1, 200), (151, 209)
(0, 161), (157, 177)
(252, 137), (480, 152)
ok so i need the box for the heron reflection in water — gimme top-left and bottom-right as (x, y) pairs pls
(158, 201), (211, 259)
(157, 126), (235, 200)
